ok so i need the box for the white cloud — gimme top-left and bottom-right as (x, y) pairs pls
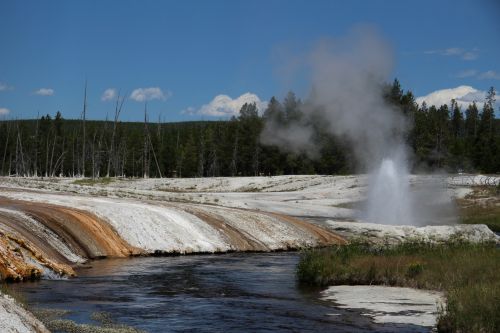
(454, 69), (500, 80)
(130, 87), (170, 102)
(425, 47), (478, 60)
(478, 70), (500, 80)
(424, 48), (462, 56)
(462, 51), (478, 60)
(34, 88), (54, 96)
(442, 48), (463, 56)
(0, 82), (13, 91)
(182, 106), (197, 115)
(188, 93), (267, 117)
(416, 86), (487, 109)
(101, 88), (117, 101)
(0, 108), (10, 116)
(455, 69), (477, 78)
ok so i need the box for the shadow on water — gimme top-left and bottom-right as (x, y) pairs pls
(11, 253), (433, 332)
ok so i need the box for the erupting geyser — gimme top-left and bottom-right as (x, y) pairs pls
(365, 156), (414, 225)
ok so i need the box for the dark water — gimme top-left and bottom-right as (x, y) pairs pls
(12, 253), (431, 332)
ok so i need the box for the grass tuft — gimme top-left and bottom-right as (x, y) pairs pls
(457, 185), (500, 232)
(72, 178), (114, 186)
(460, 204), (500, 232)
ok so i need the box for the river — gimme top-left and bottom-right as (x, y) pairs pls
(11, 253), (432, 332)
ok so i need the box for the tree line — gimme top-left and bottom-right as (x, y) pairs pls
(0, 80), (498, 178)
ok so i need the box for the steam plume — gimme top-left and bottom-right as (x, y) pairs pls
(262, 26), (456, 226)
(263, 27), (408, 168)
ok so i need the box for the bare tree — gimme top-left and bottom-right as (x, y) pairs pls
(119, 138), (128, 177)
(197, 129), (205, 177)
(156, 112), (164, 175)
(208, 130), (218, 177)
(132, 150), (135, 177)
(106, 91), (125, 177)
(91, 130), (97, 179)
(71, 136), (76, 177)
(157, 113), (162, 139)
(44, 129), (50, 177)
(252, 144), (260, 176)
(81, 80), (88, 177)
(148, 133), (162, 178)
(142, 103), (162, 178)
(15, 122), (26, 176)
(49, 130), (57, 177)
(230, 133), (238, 176)
(33, 111), (40, 176)
(52, 137), (65, 177)
(143, 103), (150, 178)
(96, 124), (105, 178)
(1, 121), (11, 176)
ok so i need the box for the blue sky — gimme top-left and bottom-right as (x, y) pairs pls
(0, 0), (499, 121)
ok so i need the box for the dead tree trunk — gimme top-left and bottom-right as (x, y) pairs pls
(34, 112), (40, 177)
(49, 133), (57, 177)
(143, 103), (150, 178)
(71, 136), (76, 177)
(147, 127), (162, 178)
(198, 130), (205, 177)
(209, 143), (218, 177)
(107, 92), (125, 177)
(58, 137), (65, 177)
(252, 141), (260, 176)
(1, 122), (11, 176)
(15, 123), (26, 176)
(91, 130), (97, 179)
(45, 134), (50, 177)
(97, 126), (105, 178)
(81, 80), (87, 177)
(230, 134), (238, 177)
(52, 137), (65, 177)
(157, 113), (163, 175)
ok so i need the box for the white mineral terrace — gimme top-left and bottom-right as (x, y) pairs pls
(0, 293), (49, 333)
(322, 285), (445, 327)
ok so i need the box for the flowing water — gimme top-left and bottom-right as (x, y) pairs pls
(11, 253), (432, 332)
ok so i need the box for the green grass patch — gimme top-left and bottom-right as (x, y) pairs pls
(72, 177), (114, 186)
(297, 242), (500, 333)
(31, 308), (144, 333)
(455, 185), (500, 232)
(460, 204), (500, 232)
(330, 201), (364, 210)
